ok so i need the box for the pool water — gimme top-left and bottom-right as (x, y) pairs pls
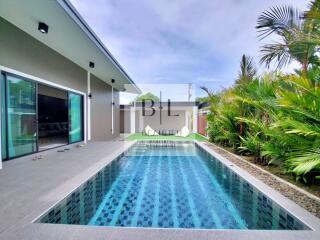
(38, 142), (308, 230)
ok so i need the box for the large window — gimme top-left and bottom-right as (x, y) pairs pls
(6, 74), (37, 158)
(69, 93), (83, 143)
(1, 74), (7, 160)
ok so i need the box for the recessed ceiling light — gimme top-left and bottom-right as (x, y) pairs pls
(89, 61), (95, 68)
(38, 22), (49, 34)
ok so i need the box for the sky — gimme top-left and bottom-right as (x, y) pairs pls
(70, 0), (310, 103)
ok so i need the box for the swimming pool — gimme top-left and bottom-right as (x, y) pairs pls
(37, 142), (310, 230)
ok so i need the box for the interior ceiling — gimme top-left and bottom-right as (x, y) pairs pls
(0, 0), (140, 94)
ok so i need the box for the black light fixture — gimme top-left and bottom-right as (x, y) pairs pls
(112, 101), (115, 105)
(89, 61), (95, 68)
(38, 22), (49, 34)
(88, 93), (92, 99)
(111, 79), (115, 83)
(123, 87), (126, 92)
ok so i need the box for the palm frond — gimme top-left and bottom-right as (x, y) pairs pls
(200, 86), (213, 97)
(257, 5), (302, 39)
(236, 55), (257, 84)
(259, 42), (293, 69)
(288, 151), (320, 175)
(304, 0), (320, 22)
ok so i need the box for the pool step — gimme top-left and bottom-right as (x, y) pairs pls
(137, 140), (177, 147)
(126, 147), (148, 155)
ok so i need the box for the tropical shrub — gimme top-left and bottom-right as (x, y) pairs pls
(205, 0), (320, 184)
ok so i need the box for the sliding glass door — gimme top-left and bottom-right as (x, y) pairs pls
(6, 74), (37, 158)
(69, 93), (83, 143)
(1, 71), (85, 160)
(1, 74), (7, 160)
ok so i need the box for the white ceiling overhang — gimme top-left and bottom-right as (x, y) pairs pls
(0, 0), (141, 94)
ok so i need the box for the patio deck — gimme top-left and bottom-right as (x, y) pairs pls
(0, 140), (319, 240)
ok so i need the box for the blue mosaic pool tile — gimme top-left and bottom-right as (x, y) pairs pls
(38, 143), (310, 230)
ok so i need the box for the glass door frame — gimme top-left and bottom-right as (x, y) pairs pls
(68, 91), (84, 144)
(2, 72), (38, 160)
(1, 72), (8, 160)
(1, 71), (85, 161)
(36, 82), (70, 153)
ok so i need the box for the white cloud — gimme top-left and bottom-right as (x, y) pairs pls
(70, 0), (310, 98)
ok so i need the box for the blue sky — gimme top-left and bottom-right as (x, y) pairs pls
(70, 0), (309, 102)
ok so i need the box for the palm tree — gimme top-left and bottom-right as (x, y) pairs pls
(234, 55), (257, 135)
(256, 5), (318, 76)
(235, 54), (257, 85)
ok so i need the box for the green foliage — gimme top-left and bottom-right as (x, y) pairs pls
(134, 92), (160, 102)
(256, 4), (319, 75)
(303, 0), (320, 46)
(196, 96), (210, 104)
(236, 54), (257, 85)
(238, 133), (261, 157)
(204, 0), (320, 184)
(207, 71), (320, 183)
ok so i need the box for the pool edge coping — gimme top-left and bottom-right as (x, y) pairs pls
(204, 141), (320, 203)
(196, 141), (320, 232)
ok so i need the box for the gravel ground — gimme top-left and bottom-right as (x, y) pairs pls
(204, 142), (320, 219)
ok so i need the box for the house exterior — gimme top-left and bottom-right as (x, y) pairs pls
(120, 102), (198, 135)
(0, 0), (140, 168)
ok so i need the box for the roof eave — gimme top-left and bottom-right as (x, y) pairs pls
(57, 0), (141, 94)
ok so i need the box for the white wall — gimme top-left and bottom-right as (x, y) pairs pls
(193, 106), (198, 133)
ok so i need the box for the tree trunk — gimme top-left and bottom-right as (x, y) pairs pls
(264, 112), (269, 126)
(301, 53), (308, 78)
(239, 108), (243, 136)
